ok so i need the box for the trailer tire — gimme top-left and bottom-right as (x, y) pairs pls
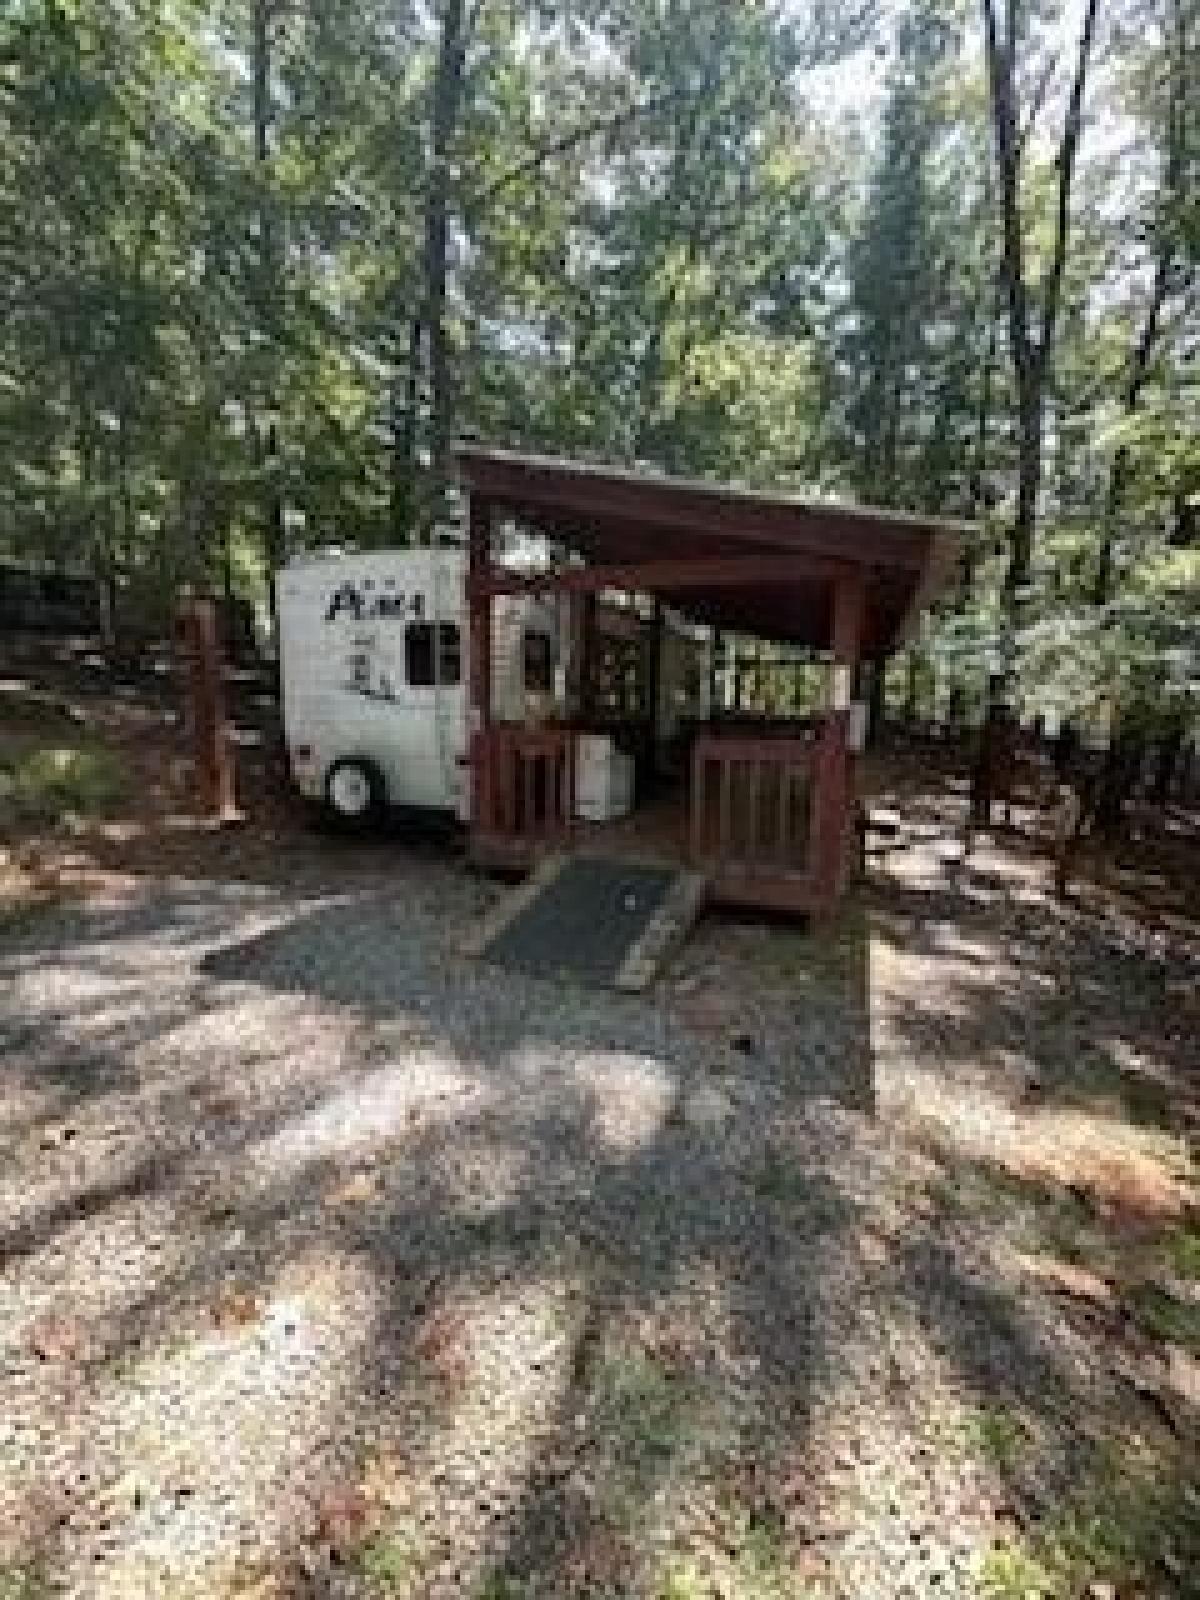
(323, 758), (385, 830)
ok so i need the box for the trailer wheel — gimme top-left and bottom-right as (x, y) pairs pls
(324, 758), (385, 829)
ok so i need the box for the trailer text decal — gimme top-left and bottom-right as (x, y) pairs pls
(325, 579), (425, 623)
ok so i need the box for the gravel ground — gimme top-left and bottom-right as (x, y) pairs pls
(1, 811), (1196, 1599)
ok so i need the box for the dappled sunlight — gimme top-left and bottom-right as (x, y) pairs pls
(568, 1050), (678, 1156)
(376, 1271), (587, 1591)
(5, 1244), (380, 1596)
(883, 1057), (1192, 1224)
(1, 776), (1195, 1596)
(250, 1051), (483, 1178)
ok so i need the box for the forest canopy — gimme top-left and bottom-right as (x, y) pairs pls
(1, 0), (1196, 732)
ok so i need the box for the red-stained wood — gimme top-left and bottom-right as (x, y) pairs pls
(177, 597), (238, 821)
(815, 576), (866, 904)
(775, 762), (791, 862)
(456, 447), (965, 661)
(467, 551), (857, 600)
(457, 448), (936, 570)
(474, 726), (574, 852)
(690, 730), (821, 888)
(831, 574), (867, 667)
(461, 454), (958, 915)
(468, 496), (493, 829)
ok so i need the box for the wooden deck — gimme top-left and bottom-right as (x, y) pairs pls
(470, 723), (855, 917)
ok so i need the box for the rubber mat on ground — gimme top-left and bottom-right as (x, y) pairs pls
(483, 856), (677, 986)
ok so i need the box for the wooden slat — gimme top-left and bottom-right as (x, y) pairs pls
(777, 763), (791, 863)
(503, 736), (514, 833)
(501, 737), (511, 832)
(689, 744), (704, 861)
(475, 726), (575, 845)
(523, 750), (536, 836)
(692, 731), (819, 766)
(688, 728), (825, 878)
(746, 759), (761, 861)
(718, 757), (732, 860)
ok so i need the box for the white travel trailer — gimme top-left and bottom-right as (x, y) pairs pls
(277, 548), (562, 824)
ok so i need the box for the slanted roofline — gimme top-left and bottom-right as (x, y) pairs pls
(455, 443), (969, 655)
(455, 445), (972, 541)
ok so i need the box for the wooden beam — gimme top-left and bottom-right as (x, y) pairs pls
(458, 452), (935, 569)
(813, 573), (867, 908)
(646, 598), (664, 751)
(468, 495), (493, 831)
(831, 575), (866, 666)
(467, 552), (854, 601)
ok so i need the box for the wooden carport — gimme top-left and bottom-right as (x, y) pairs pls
(459, 446), (963, 918)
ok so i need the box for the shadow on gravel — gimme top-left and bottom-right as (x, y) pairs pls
(891, 1216), (1200, 1596)
(198, 891), (877, 1115)
(870, 868), (1198, 1133)
(2, 869), (877, 1593)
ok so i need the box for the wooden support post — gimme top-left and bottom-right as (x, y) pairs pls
(646, 598), (664, 777)
(178, 596), (239, 822)
(565, 593), (585, 715)
(813, 577), (865, 912)
(579, 593), (597, 720)
(830, 577), (864, 711)
(468, 495), (493, 833)
(690, 739), (705, 863)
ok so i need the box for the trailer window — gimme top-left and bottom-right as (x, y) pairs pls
(405, 622), (461, 687)
(523, 629), (553, 694)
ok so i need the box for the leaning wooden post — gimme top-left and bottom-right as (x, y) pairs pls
(815, 576), (865, 912)
(467, 495), (494, 839)
(178, 596), (239, 822)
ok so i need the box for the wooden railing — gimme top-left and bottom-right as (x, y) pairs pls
(689, 718), (852, 912)
(474, 725), (575, 853)
(690, 729), (818, 871)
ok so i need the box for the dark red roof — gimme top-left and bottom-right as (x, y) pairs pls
(457, 446), (967, 656)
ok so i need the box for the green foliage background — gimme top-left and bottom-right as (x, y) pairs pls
(1, 0), (1195, 729)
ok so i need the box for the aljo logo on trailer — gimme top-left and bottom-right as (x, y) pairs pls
(325, 578), (426, 624)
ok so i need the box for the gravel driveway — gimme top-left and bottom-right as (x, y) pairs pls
(1, 826), (1195, 1598)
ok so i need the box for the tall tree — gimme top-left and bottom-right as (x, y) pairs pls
(1093, 0), (1195, 603)
(979, 0), (1101, 628)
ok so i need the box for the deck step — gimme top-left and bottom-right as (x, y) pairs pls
(475, 854), (709, 991)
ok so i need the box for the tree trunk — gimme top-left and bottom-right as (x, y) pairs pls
(980, 0), (1099, 647)
(1005, 376), (1041, 624)
(253, 0), (285, 611)
(390, 314), (422, 542)
(1153, 722), (1184, 807)
(422, 0), (468, 540)
(1093, 0), (1184, 605)
(1096, 725), (1143, 840)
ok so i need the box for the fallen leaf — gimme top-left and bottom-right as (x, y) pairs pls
(211, 1288), (261, 1330)
(314, 1485), (369, 1554)
(29, 1314), (87, 1363)
(1015, 1253), (1116, 1309)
